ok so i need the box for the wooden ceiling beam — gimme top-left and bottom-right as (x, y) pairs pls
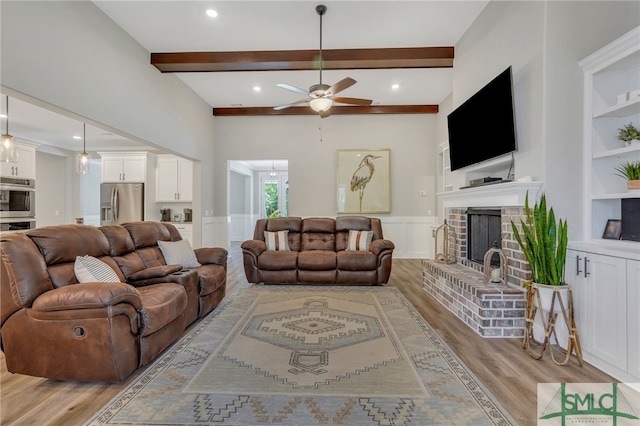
(212, 105), (438, 117)
(151, 47), (453, 73)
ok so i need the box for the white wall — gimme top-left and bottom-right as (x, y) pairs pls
(542, 1), (640, 240)
(451, 1), (545, 190)
(35, 151), (72, 227)
(450, 0), (639, 241)
(214, 114), (438, 257)
(1, 1), (216, 243)
(214, 114), (437, 217)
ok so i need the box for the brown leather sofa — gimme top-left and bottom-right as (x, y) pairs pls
(0, 221), (227, 382)
(242, 216), (394, 285)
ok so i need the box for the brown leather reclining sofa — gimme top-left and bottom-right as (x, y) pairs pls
(242, 216), (394, 285)
(0, 221), (227, 382)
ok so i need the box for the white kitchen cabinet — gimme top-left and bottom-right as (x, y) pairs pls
(173, 223), (193, 245)
(0, 142), (36, 179)
(566, 248), (638, 382)
(99, 153), (147, 183)
(156, 155), (193, 202)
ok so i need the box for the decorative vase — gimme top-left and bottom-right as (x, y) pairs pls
(628, 179), (640, 190)
(531, 283), (570, 350)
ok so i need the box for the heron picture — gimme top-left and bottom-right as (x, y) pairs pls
(336, 149), (390, 214)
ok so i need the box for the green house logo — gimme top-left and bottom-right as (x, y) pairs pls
(539, 383), (639, 425)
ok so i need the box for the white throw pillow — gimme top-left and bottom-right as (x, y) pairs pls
(346, 230), (373, 252)
(158, 240), (201, 268)
(74, 255), (121, 283)
(264, 230), (290, 251)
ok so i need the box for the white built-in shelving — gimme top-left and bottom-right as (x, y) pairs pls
(579, 26), (640, 246)
(570, 26), (640, 384)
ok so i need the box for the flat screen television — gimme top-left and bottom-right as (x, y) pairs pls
(447, 67), (517, 171)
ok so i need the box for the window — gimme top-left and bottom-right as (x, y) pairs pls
(259, 172), (288, 218)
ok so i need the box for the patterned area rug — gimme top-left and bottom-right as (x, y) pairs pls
(85, 286), (515, 425)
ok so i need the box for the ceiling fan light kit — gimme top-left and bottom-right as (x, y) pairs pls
(274, 4), (372, 118)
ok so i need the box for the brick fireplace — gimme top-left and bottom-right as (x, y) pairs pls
(422, 182), (543, 338)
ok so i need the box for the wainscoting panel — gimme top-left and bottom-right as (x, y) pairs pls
(380, 216), (437, 259)
(229, 214), (255, 242)
(205, 216), (229, 248)
(219, 215), (435, 258)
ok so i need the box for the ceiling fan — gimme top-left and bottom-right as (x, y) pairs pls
(273, 4), (373, 118)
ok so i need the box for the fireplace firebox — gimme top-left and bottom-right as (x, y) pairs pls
(466, 208), (502, 264)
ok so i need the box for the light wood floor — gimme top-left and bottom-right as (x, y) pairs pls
(1, 243), (614, 426)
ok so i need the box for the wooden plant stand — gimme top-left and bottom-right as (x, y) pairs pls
(523, 283), (583, 366)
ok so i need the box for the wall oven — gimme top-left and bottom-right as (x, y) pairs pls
(0, 218), (36, 232)
(0, 177), (36, 219)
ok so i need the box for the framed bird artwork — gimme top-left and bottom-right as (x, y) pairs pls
(336, 149), (391, 214)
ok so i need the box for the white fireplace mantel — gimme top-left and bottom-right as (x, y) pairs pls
(438, 181), (544, 208)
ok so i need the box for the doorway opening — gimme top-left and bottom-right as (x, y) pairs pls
(228, 159), (288, 242)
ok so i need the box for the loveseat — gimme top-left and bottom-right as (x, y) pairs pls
(241, 216), (394, 285)
(0, 221), (227, 382)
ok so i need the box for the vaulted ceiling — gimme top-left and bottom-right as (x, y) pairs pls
(3, 2), (489, 153)
(94, 1), (489, 117)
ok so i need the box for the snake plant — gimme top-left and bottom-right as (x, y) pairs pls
(510, 192), (568, 286)
(614, 160), (640, 181)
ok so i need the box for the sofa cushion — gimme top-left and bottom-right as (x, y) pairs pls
(337, 251), (378, 270)
(264, 230), (290, 251)
(124, 222), (172, 249)
(258, 251), (298, 271)
(265, 217), (302, 251)
(137, 283), (187, 337)
(28, 225), (112, 265)
(298, 251), (337, 270)
(302, 218), (336, 233)
(346, 230), (373, 252)
(301, 233), (336, 251)
(158, 240), (201, 269)
(74, 255), (121, 283)
(136, 246), (167, 268)
(99, 225), (135, 257)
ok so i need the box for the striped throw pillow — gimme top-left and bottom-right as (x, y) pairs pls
(346, 230), (373, 252)
(264, 230), (290, 251)
(74, 255), (121, 283)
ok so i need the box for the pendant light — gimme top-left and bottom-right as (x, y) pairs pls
(1, 96), (19, 163)
(268, 160), (278, 178)
(76, 123), (92, 174)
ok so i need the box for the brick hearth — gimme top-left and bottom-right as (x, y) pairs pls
(422, 260), (526, 338)
(425, 182), (543, 338)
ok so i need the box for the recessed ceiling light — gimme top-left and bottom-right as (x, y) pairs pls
(253, 86), (261, 92)
(391, 83), (400, 90)
(73, 135), (82, 140)
(206, 9), (218, 18)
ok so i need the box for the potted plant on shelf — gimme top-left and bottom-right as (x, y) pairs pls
(614, 160), (640, 190)
(511, 192), (574, 359)
(617, 123), (640, 147)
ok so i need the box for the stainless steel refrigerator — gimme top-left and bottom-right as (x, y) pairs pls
(100, 183), (144, 225)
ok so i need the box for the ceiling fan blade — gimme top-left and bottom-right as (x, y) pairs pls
(276, 83), (310, 96)
(332, 97), (373, 106)
(326, 77), (356, 96)
(273, 100), (309, 110)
